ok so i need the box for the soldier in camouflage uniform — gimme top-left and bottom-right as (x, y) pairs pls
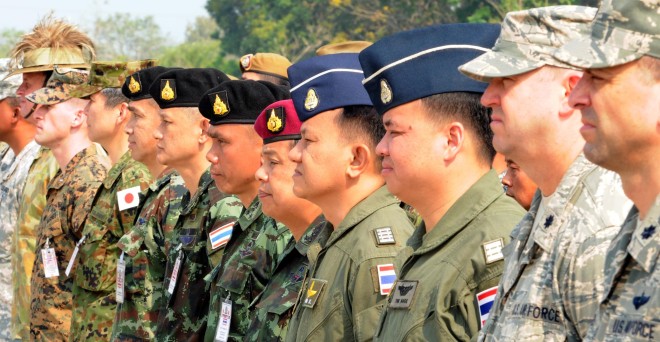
(7, 16), (93, 339)
(243, 99), (329, 341)
(285, 53), (414, 341)
(142, 68), (243, 341)
(26, 71), (110, 341)
(110, 66), (188, 341)
(458, 7), (633, 340)
(553, 0), (660, 339)
(62, 61), (156, 341)
(199, 80), (293, 342)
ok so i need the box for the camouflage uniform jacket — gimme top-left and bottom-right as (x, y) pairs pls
(12, 147), (59, 340)
(69, 151), (151, 341)
(244, 215), (331, 342)
(373, 170), (525, 342)
(286, 186), (415, 342)
(479, 155), (631, 341)
(204, 197), (293, 342)
(585, 195), (660, 341)
(0, 140), (39, 340)
(111, 169), (187, 341)
(157, 170), (242, 341)
(29, 144), (109, 341)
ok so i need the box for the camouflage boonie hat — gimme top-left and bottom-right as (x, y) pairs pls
(554, 0), (660, 68)
(26, 69), (90, 105)
(69, 59), (158, 98)
(459, 6), (597, 82)
(0, 58), (22, 101)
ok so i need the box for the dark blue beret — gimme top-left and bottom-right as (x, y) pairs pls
(198, 79), (290, 125)
(148, 68), (230, 109)
(287, 53), (372, 122)
(122, 66), (177, 100)
(359, 23), (500, 115)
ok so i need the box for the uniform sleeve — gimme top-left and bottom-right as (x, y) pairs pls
(350, 257), (392, 342)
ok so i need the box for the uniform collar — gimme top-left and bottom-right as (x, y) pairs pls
(628, 195), (660, 273)
(180, 168), (215, 215)
(237, 195), (263, 231)
(295, 215), (330, 256)
(49, 144), (100, 190)
(102, 151), (133, 188)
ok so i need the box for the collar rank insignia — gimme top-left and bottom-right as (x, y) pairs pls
(240, 54), (253, 70)
(544, 215), (554, 228)
(128, 75), (141, 93)
(633, 293), (650, 309)
(160, 80), (175, 101)
(641, 225), (656, 239)
(380, 78), (392, 104)
(267, 107), (284, 133)
(302, 278), (327, 308)
(213, 93), (229, 116)
(304, 88), (319, 111)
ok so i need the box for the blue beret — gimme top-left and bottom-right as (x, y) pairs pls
(148, 68), (230, 109)
(359, 23), (500, 115)
(287, 53), (372, 122)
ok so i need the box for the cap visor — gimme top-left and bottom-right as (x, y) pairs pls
(459, 50), (542, 82)
(554, 37), (644, 69)
(26, 88), (69, 105)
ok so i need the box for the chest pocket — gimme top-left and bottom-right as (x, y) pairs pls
(217, 261), (253, 300)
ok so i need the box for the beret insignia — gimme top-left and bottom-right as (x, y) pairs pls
(128, 75), (141, 94)
(266, 107), (284, 133)
(380, 79), (392, 104)
(304, 88), (319, 111)
(240, 54), (253, 70)
(160, 79), (176, 101)
(211, 91), (230, 116)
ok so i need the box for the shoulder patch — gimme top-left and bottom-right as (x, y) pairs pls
(209, 221), (235, 250)
(477, 286), (498, 328)
(375, 264), (396, 295)
(117, 186), (141, 211)
(389, 280), (417, 309)
(373, 226), (396, 245)
(482, 238), (504, 264)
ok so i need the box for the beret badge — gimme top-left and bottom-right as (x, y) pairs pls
(380, 79), (392, 104)
(128, 76), (141, 94)
(304, 88), (319, 111)
(240, 54), (253, 70)
(266, 108), (284, 133)
(211, 91), (230, 116)
(160, 80), (175, 101)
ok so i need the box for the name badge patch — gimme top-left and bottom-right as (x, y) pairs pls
(302, 278), (327, 309)
(389, 280), (418, 309)
(482, 238), (504, 264)
(374, 227), (396, 245)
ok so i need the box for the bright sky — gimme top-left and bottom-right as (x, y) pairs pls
(0, 0), (210, 44)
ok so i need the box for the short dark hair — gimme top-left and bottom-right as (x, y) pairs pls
(101, 87), (128, 109)
(335, 105), (385, 151)
(256, 73), (291, 88)
(420, 92), (495, 165)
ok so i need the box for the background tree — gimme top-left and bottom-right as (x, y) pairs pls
(90, 13), (166, 60)
(0, 29), (24, 57)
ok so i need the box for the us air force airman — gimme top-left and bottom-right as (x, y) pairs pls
(358, 23), (525, 340)
(553, 0), (660, 339)
(245, 99), (329, 341)
(200, 80), (293, 342)
(285, 53), (414, 341)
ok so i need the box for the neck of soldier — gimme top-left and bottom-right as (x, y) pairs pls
(236, 183), (260, 209)
(175, 154), (210, 196)
(99, 132), (130, 165)
(617, 147), (660, 220)
(50, 133), (92, 170)
(143, 156), (167, 181)
(4, 119), (36, 155)
(317, 173), (384, 229)
(275, 205), (323, 241)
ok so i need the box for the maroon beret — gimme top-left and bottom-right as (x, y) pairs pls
(253, 99), (301, 144)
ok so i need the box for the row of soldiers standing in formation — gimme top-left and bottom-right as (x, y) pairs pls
(0, 0), (657, 340)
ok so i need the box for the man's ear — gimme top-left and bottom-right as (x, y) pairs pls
(443, 122), (464, 162)
(559, 71), (583, 117)
(346, 143), (371, 178)
(199, 118), (210, 144)
(71, 107), (86, 128)
(116, 102), (130, 125)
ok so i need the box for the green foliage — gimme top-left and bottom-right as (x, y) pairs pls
(90, 13), (165, 60)
(0, 29), (24, 58)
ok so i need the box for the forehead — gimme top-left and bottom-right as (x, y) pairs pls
(262, 140), (293, 156)
(382, 100), (425, 125)
(300, 108), (341, 133)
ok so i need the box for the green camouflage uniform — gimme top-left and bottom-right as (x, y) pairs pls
(244, 215), (330, 342)
(479, 155), (631, 341)
(12, 147), (59, 340)
(286, 186), (414, 342)
(30, 144), (110, 341)
(111, 169), (187, 341)
(69, 151), (151, 341)
(205, 197), (293, 342)
(157, 170), (242, 341)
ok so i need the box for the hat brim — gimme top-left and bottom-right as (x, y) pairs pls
(459, 50), (544, 82)
(26, 88), (72, 105)
(5, 63), (91, 79)
(69, 84), (102, 99)
(553, 37), (645, 69)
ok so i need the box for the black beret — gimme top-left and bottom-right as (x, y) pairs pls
(199, 79), (290, 125)
(359, 23), (500, 115)
(121, 66), (174, 100)
(148, 68), (230, 108)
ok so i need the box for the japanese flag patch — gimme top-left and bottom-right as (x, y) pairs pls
(117, 186), (141, 211)
(376, 264), (396, 295)
(477, 286), (498, 328)
(209, 222), (235, 250)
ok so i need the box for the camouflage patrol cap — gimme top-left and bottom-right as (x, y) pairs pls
(69, 59), (158, 98)
(26, 69), (89, 105)
(0, 58), (22, 101)
(554, 0), (660, 68)
(239, 53), (291, 80)
(316, 41), (373, 55)
(459, 6), (597, 82)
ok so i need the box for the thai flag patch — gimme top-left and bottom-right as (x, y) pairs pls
(209, 222), (235, 250)
(477, 286), (498, 328)
(377, 264), (396, 295)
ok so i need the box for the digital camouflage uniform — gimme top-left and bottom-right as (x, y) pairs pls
(286, 186), (415, 342)
(0, 140), (39, 340)
(69, 151), (151, 341)
(157, 170), (242, 341)
(112, 169), (187, 341)
(30, 144), (110, 341)
(244, 215), (330, 342)
(479, 155), (631, 341)
(12, 147), (59, 340)
(205, 197), (293, 342)
(371, 171), (523, 341)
